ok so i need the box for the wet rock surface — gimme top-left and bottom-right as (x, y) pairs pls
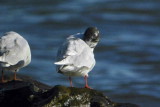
(0, 75), (140, 107)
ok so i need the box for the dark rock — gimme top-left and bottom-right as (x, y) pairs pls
(0, 75), (140, 107)
(36, 85), (112, 107)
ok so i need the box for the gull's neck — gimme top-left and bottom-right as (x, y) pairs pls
(75, 33), (96, 49)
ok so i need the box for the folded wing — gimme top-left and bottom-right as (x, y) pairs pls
(0, 32), (31, 68)
(54, 35), (95, 68)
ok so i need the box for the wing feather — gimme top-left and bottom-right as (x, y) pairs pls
(0, 32), (31, 67)
(55, 35), (95, 69)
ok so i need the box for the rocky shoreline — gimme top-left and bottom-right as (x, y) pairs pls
(0, 75), (140, 107)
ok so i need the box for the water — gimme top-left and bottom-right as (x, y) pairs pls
(0, 0), (160, 106)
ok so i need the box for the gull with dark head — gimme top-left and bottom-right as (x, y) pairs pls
(0, 31), (31, 83)
(54, 27), (100, 88)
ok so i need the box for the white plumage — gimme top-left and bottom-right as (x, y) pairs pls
(55, 34), (95, 77)
(0, 31), (31, 82)
(54, 27), (100, 88)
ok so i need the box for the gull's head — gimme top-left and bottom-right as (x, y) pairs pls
(83, 27), (100, 49)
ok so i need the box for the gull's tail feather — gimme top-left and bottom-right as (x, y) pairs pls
(54, 58), (70, 65)
(0, 56), (5, 62)
(0, 61), (10, 67)
(0, 56), (10, 67)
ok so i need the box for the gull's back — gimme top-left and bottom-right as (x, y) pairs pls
(55, 35), (95, 76)
(0, 31), (31, 71)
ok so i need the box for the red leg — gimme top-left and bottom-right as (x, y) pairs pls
(1, 70), (4, 83)
(14, 71), (17, 81)
(68, 77), (73, 87)
(13, 70), (21, 81)
(84, 75), (91, 89)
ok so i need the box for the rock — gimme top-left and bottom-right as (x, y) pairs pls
(0, 75), (140, 107)
(35, 85), (112, 107)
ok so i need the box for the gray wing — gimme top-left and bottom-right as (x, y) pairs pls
(0, 32), (31, 67)
(55, 35), (95, 69)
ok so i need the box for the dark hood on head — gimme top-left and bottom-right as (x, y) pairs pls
(83, 27), (100, 48)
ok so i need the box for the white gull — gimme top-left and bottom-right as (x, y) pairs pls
(54, 27), (100, 88)
(0, 31), (31, 82)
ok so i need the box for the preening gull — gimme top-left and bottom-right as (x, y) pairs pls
(0, 31), (31, 83)
(54, 27), (100, 88)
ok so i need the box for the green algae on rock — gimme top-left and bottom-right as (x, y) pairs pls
(41, 85), (112, 107)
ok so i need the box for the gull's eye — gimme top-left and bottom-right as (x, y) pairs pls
(94, 32), (99, 37)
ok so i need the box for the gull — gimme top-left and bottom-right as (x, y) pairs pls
(0, 31), (31, 83)
(54, 27), (100, 88)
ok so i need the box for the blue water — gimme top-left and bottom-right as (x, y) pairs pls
(0, 0), (160, 106)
